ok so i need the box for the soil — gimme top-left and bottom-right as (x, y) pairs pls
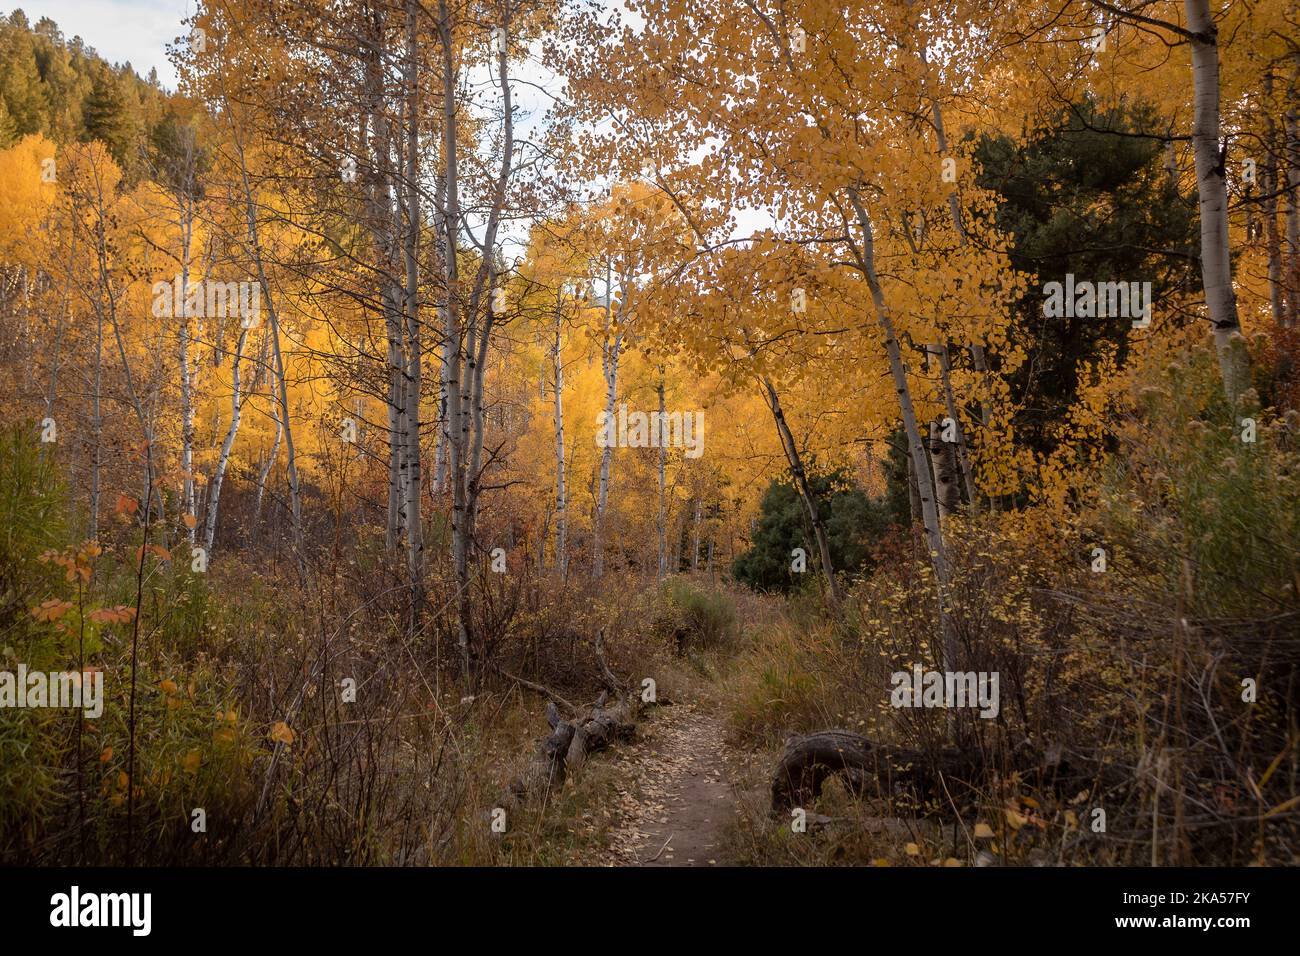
(607, 702), (738, 866)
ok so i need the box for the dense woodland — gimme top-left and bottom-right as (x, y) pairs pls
(0, 0), (1297, 867)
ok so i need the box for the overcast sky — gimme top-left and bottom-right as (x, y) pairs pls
(11, 1), (769, 247)
(11, 1), (188, 85)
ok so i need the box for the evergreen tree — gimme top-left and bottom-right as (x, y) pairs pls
(970, 102), (1199, 461)
(733, 468), (894, 594)
(80, 69), (134, 169)
(0, 97), (17, 148)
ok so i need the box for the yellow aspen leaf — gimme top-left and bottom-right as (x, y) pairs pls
(99, 746), (113, 763)
(269, 721), (295, 746)
(182, 513), (198, 529)
(973, 822), (995, 839)
(159, 679), (179, 696)
(181, 750), (201, 773)
(904, 842), (920, 856)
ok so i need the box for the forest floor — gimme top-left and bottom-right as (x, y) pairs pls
(604, 700), (745, 866)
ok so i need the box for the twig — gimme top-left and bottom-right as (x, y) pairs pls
(642, 833), (674, 864)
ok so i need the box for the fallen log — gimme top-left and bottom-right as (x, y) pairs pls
(769, 730), (984, 815)
(502, 634), (641, 806)
(566, 690), (637, 773)
(504, 701), (576, 805)
(769, 730), (1117, 817)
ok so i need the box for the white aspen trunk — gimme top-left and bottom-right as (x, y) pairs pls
(927, 420), (961, 520)
(90, 287), (102, 542)
(922, 345), (969, 519)
(1185, 0), (1249, 400)
(402, 0), (425, 627)
(433, 376), (447, 495)
(178, 192), (196, 543)
(203, 327), (249, 555)
(387, 327), (405, 551)
(848, 189), (955, 676)
(937, 344), (977, 507)
(691, 497), (702, 571)
(592, 262), (622, 579)
(232, 132), (305, 566)
(656, 374), (667, 579)
(1286, 100), (1300, 327)
(254, 405), (281, 526)
(1263, 76), (1286, 326)
(438, 0), (472, 672)
(552, 289), (568, 578)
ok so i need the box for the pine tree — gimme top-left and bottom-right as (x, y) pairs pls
(80, 70), (134, 170)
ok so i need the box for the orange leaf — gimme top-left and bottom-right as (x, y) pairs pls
(269, 721), (296, 746)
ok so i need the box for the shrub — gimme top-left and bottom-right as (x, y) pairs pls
(651, 577), (738, 653)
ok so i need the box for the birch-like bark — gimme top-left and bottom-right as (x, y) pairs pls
(439, 0), (471, 670)
(656, 374), (667, 579)
(1286, 98), (1300, 326)
(922, 343), (974, 519)
(1264, 74), (1286, 327)
(1185, 0), (1249, 401)
(401, 0), (425, 626)
(90, 280), (102, 542)
(231, 117), (305, 567)
(592, 260), (623, 579)
(691, 497), (702, 571)
(438, 0), (516, 672)
(927, 420), (962, 519)
(177, 184), (197, 543)
(433, 382), (447, 495)
(254, 404), (281, 526)
(203, 327), (249, 555)
(847, 189), (955, 674)
(552, 288), (568, 578)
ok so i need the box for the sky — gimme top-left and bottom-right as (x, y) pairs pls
(11, 0), (770, 248)
(13, 0), (190, 86)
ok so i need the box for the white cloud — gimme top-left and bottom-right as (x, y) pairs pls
(14, 0), (188, 87)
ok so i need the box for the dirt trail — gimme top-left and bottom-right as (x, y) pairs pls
(607, 702), (737, 866)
